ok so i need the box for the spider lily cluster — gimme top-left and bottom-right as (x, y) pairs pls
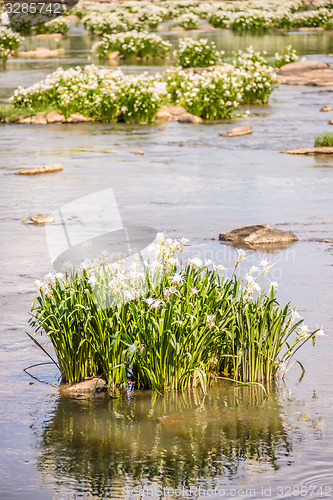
(0, 27), (23, 63)
(29, 236), (323, 393)
(9, 46), (277, 122)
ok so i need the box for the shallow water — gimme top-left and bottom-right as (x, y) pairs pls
(0, 28), (333, 500)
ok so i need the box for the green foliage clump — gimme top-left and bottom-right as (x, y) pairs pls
(29, 238), (319, 391)
(314, 132), (333, 147)
(176, 38), (221, 69)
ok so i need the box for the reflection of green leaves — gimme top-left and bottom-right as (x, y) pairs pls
(38, 385), (291, 493)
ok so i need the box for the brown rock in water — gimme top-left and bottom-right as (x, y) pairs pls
(329, 120), (333, 125)
(156, 105), (202, 124)
(170, 26), (186, 32)
(29, 214), (55, 224)
(17, 47), (65, 58)
(219, 224), (298, 245)
(66, 113), (94, 123)
(320, 106), (333, 112)
(35, 33), (63, 40)
(15, 164), (63, 175)
(131, 150), (144, 155)
(59, 377), (108, 397)
(108, 50), (120, 61)
(46, 111), (66, 123)
(282, 147), (333, 155)
(18, 113), (47, 125)
(219, 124), (253, 137)
(276, 60), (333, 86)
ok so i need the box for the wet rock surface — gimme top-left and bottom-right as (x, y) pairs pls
(15, 164), (63, 175)
(276, 60), (333, 86)
(219, 224), (298, 245)
(282, 147), (333, 155)
(59, 378), (108, 397)
(219, 124), (253, 137)
(156, 105), (202, 124)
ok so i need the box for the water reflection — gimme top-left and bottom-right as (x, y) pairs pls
(38, 384), (293, 497)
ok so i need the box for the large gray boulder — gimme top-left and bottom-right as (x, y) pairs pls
(219, 224), (298, 245)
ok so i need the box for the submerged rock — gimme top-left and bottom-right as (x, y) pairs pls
(29, 214), (55, 224)
(219, 224), (298, 245)
(276, 60), (333, 86)
(219, 124), (253, 137)
(59, 377), (108, 397)
(17, 47), (65, 58)
(282, 147), (333, 155)
(156, 105), (202, 124)
(15, 163), (63, 175)
(320, 106), (333, 112)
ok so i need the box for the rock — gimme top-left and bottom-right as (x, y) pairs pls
(131, 150), (144, 155)
(66, 113), (94, 123)
(219, 224), (298, 245)
(46, 111), (66, 123)
(63, 14), (80, 23)
(282, 147), (333, 155)
(156, 105), (202, 124)
(29, 214), (55, 224)
(199, 23), (216, 31)
(298, 26), (325, 32)
(320, 106), (333, 112)
(219, 124), (253, 137)
(34, 33), (63, 40)
(18, 113), (47, 125)
(170, 26), (186, 32)
(17, 47), (65, 58)
(316, 238), (333, 244)
(108, 50), (120, 61)
(276, 60), (333, 86)
(329, 120), (333, 125)
(15, 164), (63, 175)
(59, 377), (108, 397)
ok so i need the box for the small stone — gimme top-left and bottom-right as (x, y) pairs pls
(131, 150), (144, 155)
(320, 106), (333, 112)
(219, 124), (253, 137)
(66, 113), (94, 123)
(46, 111), (66, 123)
(170, 26), (186, 32)
(59, 377), (107, 397)
(29, 214), (55, 224)
(329, 120), (333, 125)
(219, 224), (298, 245)
(282, 147), (333, 155)
(15, 164), (63, 175)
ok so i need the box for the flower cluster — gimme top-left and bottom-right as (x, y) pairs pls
(274, 45), (299, 68)
(233, 47), (277, 105)
(166, 66), (243, 120)
(10, 65), (169, 123)
(93, 31), (172, 59)
(34, 18), (69, 35)
(176, 12), (200, 30)
(176, 38), (222, 69)
(0, 27), (23, 62)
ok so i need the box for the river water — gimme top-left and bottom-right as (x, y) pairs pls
(0, 28), (333, 500)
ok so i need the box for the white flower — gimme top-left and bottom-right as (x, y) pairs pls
(259, 259), (274, 272)
(269, 281), (279, 289)
(188, 258), (203, 268)
(170, 273), (184, 285)
(206, 315), (216, 329)
(236, 249), (247, 263)
(315, 328), (327, 337)
(128, 344), (136, 353)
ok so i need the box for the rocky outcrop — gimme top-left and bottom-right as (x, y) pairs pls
(18, 113), (47, 125)
(156, 105), (202, 124)
(46, 111), (66, 123)
(15, 164), (63, 175)
(59, 377), (108, 397)
(282, 147), (333, 154)
(320, 105), (333, 112)
(276, 60), (333, 86)
(17, 47), (65, 58)
(219, 224), (298, 245)
(219, 124), (253, 137)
